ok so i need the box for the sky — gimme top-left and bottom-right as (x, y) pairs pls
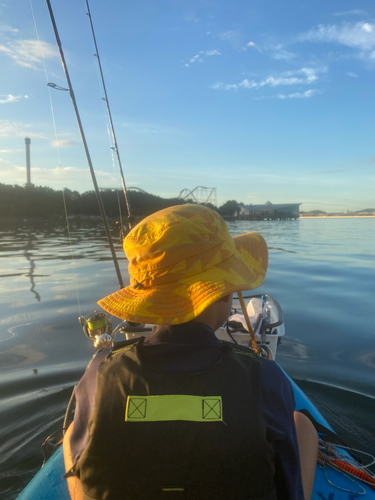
(1, 0), (375, 212)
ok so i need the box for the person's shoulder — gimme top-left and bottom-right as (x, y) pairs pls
(260, 358), (292, 385)
(260, 359), (295, 405)
(261, 358), (289, 377)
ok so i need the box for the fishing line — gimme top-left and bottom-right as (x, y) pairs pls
(90, 31), (118, 175)
(30, 0), (82, 315)
(61, 194), (82, 317)
(92, 52), (117, 171)
(92, 54), (124, 233)
(85, 0), (134, 234)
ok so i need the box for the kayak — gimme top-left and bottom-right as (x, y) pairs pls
(16, 375), (375, 500)
(17, 295), (375, 499)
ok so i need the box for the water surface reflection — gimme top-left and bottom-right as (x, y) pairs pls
(1, 218), (375, 498)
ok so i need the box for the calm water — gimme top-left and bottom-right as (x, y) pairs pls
(1, 218), (375, 498)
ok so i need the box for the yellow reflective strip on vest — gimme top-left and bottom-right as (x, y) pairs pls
(232, 348), (257, 358)
(125, 395), (222, 422)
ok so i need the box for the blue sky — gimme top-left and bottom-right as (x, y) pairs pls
(1, 0), (375, 211)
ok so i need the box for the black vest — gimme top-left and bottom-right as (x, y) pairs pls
(74, 339), (277, 500)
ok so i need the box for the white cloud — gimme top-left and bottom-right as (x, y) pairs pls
(121, 121), (182, 135)
(333, 10), (367, 17)
(224, 84), (240, 90)
(0, 120), (49, 139)
(0, 23), (19, 34)
(346, 72), (358, 77)
(253, 41), (296, 60)
(219, 30), (246, 49)
(241, 41), (257, 52)
(278, 89), (322, 99)
(0, 94), (22, 104)
(297, 21), (375, 59)
(269, 48), (296, 60)
(0, 163), (123, 191)
(362, 23), (373, 33)
(219, 30), (241, 42)
(185, 49), (221, 67)
(258, 68), (320, 86)
(51, 140), (75, 148)
(0, 39), (57, 68)
(312, 169), (345, 174)
(213, 67), (325, 92)
(238, 80), (257, 89)
(188, 54), (200, 63)
(184, 15), (199, 23)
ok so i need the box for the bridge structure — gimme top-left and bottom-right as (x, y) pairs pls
(178, 186), (217, 206)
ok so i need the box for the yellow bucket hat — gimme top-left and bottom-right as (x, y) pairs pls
(98, 203), (268, 325)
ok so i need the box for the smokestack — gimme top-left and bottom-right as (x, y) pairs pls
(23, 137), (34, 188)
(25, 138), (31, 183)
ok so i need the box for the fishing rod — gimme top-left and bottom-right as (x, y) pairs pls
(85, 0), (134, 237)
(45, 0), (124, 289)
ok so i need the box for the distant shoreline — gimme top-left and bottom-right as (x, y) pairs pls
(300, 215), (375, 219)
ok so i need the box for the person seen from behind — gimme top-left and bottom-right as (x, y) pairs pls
(63, 203), (318, 500)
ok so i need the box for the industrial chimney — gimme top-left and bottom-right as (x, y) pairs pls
(23, 137), (34, 188)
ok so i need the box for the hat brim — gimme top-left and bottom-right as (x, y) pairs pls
(98, 232), (268, 325)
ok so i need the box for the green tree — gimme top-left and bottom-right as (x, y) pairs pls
(218, 200), (241, 216)
(202, 202), (219, 212)
(0, 184), (245, 220)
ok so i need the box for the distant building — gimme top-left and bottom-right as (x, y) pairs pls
(239, 202), (301, 220)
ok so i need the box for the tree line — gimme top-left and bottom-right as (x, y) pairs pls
(0, 184), (242, 219)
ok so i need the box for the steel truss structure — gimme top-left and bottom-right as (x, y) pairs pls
(178, 186), (217, 206)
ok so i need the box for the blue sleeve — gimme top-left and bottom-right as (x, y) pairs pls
(260, 360), (304, 500)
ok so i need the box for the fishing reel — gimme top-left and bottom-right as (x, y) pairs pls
(79, 311), (114, 349)
(79, 311), (151, 350)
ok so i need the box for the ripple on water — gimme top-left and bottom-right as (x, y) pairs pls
(0, 367), (84, 499)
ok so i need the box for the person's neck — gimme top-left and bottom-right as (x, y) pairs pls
(190, 294), (232, 331)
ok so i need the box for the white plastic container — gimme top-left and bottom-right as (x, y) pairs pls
(215, 295), (285, 360)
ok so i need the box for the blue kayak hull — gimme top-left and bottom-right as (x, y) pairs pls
(17, 377), (375, 499)
(17, 445), (68, 500)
